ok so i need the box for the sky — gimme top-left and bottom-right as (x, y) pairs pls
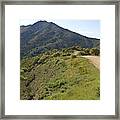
(20, 19), (100, 39)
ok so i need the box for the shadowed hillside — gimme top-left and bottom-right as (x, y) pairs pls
(20, 21), (100, 58)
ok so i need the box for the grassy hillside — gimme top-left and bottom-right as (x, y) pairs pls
(20, 48), (100, 100)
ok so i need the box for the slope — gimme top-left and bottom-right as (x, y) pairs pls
(20, 21), (100, 58)
(82, 56), (100, 69)
(20, 49), (100, 100)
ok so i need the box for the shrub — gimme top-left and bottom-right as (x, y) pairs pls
(52, 52), (60, 57)
(71, 46), (81, 51)
(38, 55), (49, 64)
(22, 67), (28, 72)
(85, 48), (90, 55)
(20, 69), (24, 74)
(32, 56), (39, 65)
(71, 55), (77, 58)
(20, 75), (27, 80)
(90, 48), (100, 55)
(96, 87), (100, 97)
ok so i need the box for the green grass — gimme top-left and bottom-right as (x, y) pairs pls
(20, 49), (100, 100)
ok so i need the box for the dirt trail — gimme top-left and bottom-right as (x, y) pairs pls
(82, 56), (100, 70)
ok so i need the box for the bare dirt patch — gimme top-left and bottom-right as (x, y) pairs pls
(82, 56), (100, 69)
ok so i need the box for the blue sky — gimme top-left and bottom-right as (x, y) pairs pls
(20, 19), (100, 39)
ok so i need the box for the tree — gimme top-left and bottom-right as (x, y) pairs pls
(89, 48), (100, 56)
(85, 48), (90, 55)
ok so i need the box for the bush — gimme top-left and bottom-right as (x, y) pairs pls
(22, 67), (28, 72)
(71, 46), (81, 51)
(71, 55), (77, 58)
(20, 69), (24, 74)
(80, 51), (86, 55)
(52, 52), (60, 57)
(38, 55), (49, 64)
(85, 48), (90, 55)
(32, 56), (40, 65)
(20, 75), (27, 80)
(90, 48), (100, 55)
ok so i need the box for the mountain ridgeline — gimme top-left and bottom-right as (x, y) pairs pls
(20, 21), (100, 58)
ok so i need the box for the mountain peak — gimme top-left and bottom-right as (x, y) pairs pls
(32, 20), (48, 25)
(20, 20), (100, 58)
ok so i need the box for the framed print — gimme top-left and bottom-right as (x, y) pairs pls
(0, 0), (120, 119)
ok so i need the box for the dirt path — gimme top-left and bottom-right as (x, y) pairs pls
(82, 56), (100, 70)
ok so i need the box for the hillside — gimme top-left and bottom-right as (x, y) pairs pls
(20, 21), (100, 58)
(20, 21), (100, 100)
(20, 48), (100, 100)
(82, 56), (100, 69)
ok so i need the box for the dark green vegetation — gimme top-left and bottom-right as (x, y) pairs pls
(20, 47), (100, 100)
(20, 21), (100, 100)
(20, 21), (100, 58)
